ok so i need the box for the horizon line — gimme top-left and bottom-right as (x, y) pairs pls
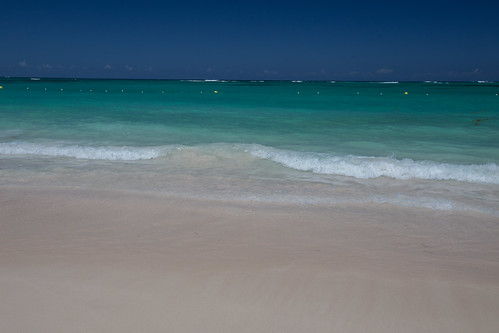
(2, 76), (498, 83)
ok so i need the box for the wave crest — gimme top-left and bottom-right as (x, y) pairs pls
(2, 142), (498, 184)
(0, 142), (173, 160)
(245, 145), (499, 184)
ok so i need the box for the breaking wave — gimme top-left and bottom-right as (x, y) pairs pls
(2, 142), (498, 184)
(0, 142), (174, 160)
(245, 144), (499, 184)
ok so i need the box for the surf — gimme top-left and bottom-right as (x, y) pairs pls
(0, 142), (177, 161)
(243, 144), (499, 184)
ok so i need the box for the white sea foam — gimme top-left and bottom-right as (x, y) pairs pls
(0, 142), (174, 160)
(245, 144), (499, 184)
(3, 142), (499, 185)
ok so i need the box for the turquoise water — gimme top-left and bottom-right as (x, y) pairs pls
(1, 78), (498, 214)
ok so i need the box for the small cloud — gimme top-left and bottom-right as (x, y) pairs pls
(263, 69), (278, 76)
(448, 68), (483, 77)
(125, 65), (133, 71)
(37, 64), (52, 69)
(206, 68), (213, 73)
(376, 68), (393, 74)
(18, 60), (28, 67)
(305, 69), (329, 77)
(146, 66), (153, 72)
(104, 64), (112, 69)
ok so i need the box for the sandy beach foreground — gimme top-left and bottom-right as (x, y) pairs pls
(1, 186), (499, 332)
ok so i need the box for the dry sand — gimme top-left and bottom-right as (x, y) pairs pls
(1, 186), (499, 332)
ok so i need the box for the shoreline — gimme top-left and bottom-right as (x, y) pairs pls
(1, 185), (499, 332)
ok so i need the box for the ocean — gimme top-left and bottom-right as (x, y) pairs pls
(1, 78), (498, 215)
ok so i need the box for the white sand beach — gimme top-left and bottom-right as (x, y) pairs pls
(1, 186), (499, 332)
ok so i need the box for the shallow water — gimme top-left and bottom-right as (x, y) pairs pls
(1, 78), (498, 215)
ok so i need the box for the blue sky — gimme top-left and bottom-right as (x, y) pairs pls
(2, 0), (498, 80)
